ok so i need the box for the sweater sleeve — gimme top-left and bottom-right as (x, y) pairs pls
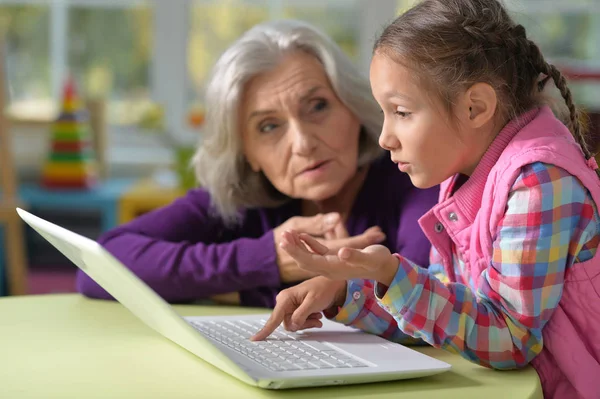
(76, 189), (282, 302)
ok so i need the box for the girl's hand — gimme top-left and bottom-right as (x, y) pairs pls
(251, 276), (347, 341)
(273, 214), (385, 283)
(280, 230), (400, 285)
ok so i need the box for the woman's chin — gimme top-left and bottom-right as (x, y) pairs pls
(296, 184), (342, 202)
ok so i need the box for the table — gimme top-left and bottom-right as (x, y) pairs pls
(0, 294), (543, 398)
(118, 178), (184, 224)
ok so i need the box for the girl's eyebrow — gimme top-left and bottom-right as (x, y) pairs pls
(385, 90), (414, 103)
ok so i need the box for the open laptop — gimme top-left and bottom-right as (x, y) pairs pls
(17, 208), (451, 389)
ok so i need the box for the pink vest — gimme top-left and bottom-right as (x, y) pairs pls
(419, 107), (600, 398)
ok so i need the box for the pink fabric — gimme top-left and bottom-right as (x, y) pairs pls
(419, 107), (600, 398)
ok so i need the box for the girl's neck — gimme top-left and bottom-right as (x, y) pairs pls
(301, 166), (369, 221)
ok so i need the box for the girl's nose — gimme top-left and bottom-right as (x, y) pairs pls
(378, 125), (400, 151)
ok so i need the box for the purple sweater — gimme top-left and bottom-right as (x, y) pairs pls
(77, 156), (439, 308)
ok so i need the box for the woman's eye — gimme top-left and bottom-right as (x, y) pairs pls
(259, 123), (278, 133)
(310, 99), (328, 113)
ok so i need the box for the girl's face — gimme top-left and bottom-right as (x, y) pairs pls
(369, 53), (492, 189)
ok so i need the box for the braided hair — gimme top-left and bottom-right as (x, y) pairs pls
(374, 0), (599, 176)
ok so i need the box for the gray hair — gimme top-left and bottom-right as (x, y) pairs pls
(192, 19), (384, 224)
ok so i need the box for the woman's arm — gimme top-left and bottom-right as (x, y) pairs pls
(76, 189), (281, 302)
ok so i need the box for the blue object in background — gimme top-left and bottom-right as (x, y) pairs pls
(0, 178), (134, 296)
(19, 179), (134, 232)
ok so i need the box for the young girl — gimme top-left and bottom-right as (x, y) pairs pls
(252, 0), (600, 397)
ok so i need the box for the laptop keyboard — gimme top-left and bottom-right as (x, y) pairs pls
(190, 319), (370, 372)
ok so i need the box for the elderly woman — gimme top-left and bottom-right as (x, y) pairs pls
(77, 20), (439, 308)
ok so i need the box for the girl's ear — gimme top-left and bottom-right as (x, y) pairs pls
(462, 83), (497, 129)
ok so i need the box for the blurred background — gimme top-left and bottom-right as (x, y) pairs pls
(1, 0), (599, 297)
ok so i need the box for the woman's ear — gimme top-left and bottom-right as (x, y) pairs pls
(462, 83), (497, 129)
(241, 140), (261, 172)
(247, 158), (261, 172)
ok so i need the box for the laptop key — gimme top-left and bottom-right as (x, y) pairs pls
(317, 359), (336, 368)
(191, 320), (371, 372)
(300, 341), (332, 351)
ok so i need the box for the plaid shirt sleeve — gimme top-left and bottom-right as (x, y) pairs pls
(330, 162), (599, 369)
(326, 278), (424, 345)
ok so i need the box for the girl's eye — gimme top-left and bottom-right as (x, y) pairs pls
(394, 110), (411, 118)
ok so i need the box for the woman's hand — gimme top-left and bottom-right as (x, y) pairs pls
(273, 213), (385, 283)
(251, 276), (347, 341)
(280, 229), (400, 285)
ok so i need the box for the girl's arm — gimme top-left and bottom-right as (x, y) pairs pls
(375, 163), (598, 369)
(324, 182), (440, 345)
(324, 278), (422, 344)
(326, 163), (598, 366)
(324, 252), (448, 345)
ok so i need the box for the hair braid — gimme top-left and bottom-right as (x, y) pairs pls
(524, 38), (598, 161)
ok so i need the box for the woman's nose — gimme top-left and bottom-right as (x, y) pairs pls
(290, 122), (318, 155)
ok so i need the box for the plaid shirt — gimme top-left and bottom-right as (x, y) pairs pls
(331, 162), (600, 369)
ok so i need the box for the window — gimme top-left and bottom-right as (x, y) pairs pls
(2, 0), (152, 126)
(396, 0), (418, 14)
(186, 0), (362, 129)
(68, 3), (153, 125)
(6, 0), (394, 172)
(1, 4), (51, 120)
(283, 0), (360, 61)
(395, 0), (600, 110)
(396, 0), (600, 66)
(187, 0), (270, 114)
(512, 3), (600, 110)
(4, 0), (382, 138)
(6, 1), (599, 130)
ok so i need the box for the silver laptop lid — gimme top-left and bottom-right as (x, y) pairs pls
(16, 208), (255, 386)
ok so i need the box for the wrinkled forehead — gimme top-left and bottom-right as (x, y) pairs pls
(241, 52), (333, 113)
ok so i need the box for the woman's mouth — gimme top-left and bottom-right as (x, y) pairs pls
(300, 160), (331, 177)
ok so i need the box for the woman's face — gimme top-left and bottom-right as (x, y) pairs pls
(240, 51), (362, 201)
